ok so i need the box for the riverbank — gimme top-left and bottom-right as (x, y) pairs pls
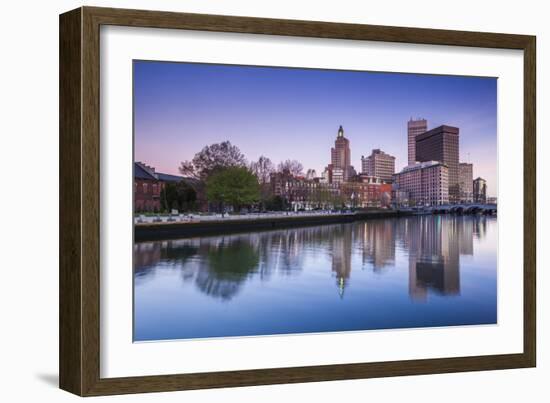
(135, 210), (411, 241)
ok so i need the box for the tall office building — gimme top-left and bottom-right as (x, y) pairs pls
(407, 118), (428, 166)
(458, 162), (473, 203)
(415, 125), (460, 203)
(330, 125), (352, 182)
(473, 177), (487, 203)
(361, 149), (395, 182)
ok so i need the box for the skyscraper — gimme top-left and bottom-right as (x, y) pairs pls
(458, 162), (473, 203)
(407, 118), (428, 166)
(415, 125), (460, 203)
(330, 125), (352, 182)
(361, 149), (395, 182)
(473, 177), (487, 203)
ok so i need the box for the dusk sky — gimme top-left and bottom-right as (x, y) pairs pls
(134, 61), (497, 196)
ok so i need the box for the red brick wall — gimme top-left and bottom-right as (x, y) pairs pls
(134, 178), (162, 212)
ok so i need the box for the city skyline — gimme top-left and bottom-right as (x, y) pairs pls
(134, 60), (497, 196)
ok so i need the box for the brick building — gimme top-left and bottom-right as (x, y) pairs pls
(270, 170), (391, 210)
(393, 161), (449, 206)
(134, 162), (203, 212)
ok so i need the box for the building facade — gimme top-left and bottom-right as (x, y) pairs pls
(331, 167), (344, 184)
(134, 162), (163, 212)
(473, 177), (487, 203)
(458, 162), (473, 203)
(361, 149), (395, 182)
(393, 161), (449, 206)
(407, 118), (428, 166)
(134, 162), (204, 212)
(270, 170), (340, 210)
(415, 125), (460, 203)
(270, 171), (391, 210)
(343, 176), (392, 208)
(329, 125), (353, 183)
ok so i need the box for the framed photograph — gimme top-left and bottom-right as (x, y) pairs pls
(59, 6), (536, 396)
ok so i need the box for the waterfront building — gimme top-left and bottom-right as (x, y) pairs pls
(342, 177), (392, 208)
(134, 162), (203, 212)
(487, 196), (498, 204)
(473, 177), (487, 203)
(458, 162), (474, 203)
(393, 161), (449, 206)
(270, 170), (340, 210)
(391, 188), (410, 208)
(361, 149), (396, 182)
(329, 125), (353, 183)
(270, 170), (391, 210)
(407, 118), (428, 165)
(415, 125), (460, 203)
(134, 162), (163, 212)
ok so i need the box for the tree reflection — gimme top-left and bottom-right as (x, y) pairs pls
(134, 216), (493, 302)
(194, 239), (260, 300)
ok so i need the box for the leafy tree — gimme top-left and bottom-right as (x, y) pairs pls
(277, 159), (304, 176)
(265, 195), (289, 211)
(206, 167), (260, 211)
(160, 181), (197, 212)
(179, 141), (247, 180)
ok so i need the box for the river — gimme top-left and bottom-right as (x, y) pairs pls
(134, 215), (497, 341)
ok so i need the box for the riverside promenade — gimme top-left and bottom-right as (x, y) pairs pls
(134, 210), (407, 241)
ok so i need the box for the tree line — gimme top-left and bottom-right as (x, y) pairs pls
(161, 141), (307, 213)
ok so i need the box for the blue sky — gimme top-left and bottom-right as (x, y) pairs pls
(134, 60), (497, 196)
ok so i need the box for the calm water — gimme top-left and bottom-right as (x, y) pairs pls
(134, 215), (497, 341)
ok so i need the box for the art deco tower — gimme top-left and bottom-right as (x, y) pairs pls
(330, 125), (352, 182)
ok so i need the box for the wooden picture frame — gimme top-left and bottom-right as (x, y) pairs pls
(59, 6), (536, 396)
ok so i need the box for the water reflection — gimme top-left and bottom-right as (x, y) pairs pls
(134, 215), (497, 340)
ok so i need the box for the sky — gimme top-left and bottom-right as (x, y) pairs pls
(134, 60), (497, 197)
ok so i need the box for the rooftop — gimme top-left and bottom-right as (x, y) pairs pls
(399, 160), (447, 173)
(416, 125), (459, 141)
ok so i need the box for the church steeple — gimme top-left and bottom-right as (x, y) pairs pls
(338, 125), (344, 138)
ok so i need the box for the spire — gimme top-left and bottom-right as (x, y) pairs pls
(338, 125), (344, 137)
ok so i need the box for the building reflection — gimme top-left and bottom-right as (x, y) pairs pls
(357, 219), (396, 272)
(330, 225), (353, 297)
(403, 216), (475, 301)
(134, 216), (490, 302)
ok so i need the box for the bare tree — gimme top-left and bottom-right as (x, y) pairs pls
(277, 159), (304, 177)
(250, 155), (275, 184)
(179, 141), (247, 180)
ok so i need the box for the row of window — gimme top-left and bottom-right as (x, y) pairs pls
(134, 182), (161, 194)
